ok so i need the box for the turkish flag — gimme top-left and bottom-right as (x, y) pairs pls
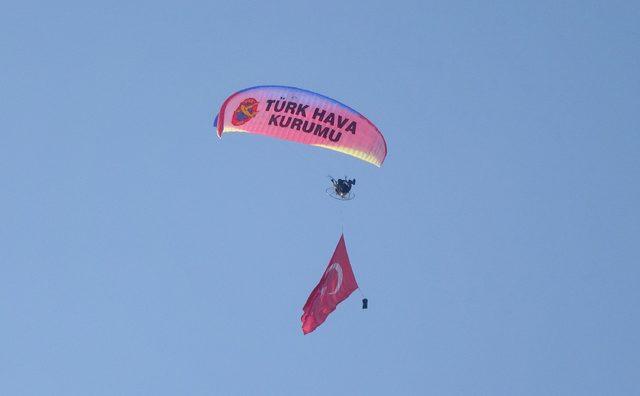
(301, 234), (359, 334)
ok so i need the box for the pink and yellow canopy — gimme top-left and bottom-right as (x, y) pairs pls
(214, 86), (387, 167)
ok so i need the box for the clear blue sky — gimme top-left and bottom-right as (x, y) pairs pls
(2, 1), (639, 394)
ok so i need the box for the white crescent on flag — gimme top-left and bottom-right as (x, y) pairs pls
(327, 262), (343, 295)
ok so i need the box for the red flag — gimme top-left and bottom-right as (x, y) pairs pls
(301, 234), (359, 334)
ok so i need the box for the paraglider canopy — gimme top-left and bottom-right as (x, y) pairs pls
(214, 85), (387, 167)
